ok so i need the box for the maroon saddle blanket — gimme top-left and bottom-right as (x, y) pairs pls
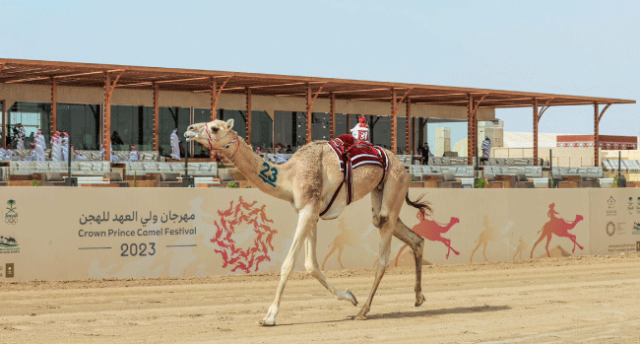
(322, 134), (388, 215)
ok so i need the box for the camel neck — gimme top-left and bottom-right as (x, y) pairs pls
(218, 136), (293, 203)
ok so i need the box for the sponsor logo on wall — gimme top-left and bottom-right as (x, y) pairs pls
(0, 235), (20, 254)
(637, 241), (640, 252)
(633, 222), (640, 235)
(211, 196), (277, 274)
(606, 196), (617, 216)
(4, 199), (18, 224)
(606, 222), (616, 236)
(5, 263), (14, 278)
(628, 197), (634, 215)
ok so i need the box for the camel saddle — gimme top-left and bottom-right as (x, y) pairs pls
(321, 134), (389, 216)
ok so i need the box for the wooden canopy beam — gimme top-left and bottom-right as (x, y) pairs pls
(406, 100), (412, 156)
(330, 92), (336, 139)
(153, 83), (160, 151)
(390, 88), (412, 153)
(3, 69), (124, 84)
(102, 70), (124, 162)
(119, 77), (210, 88)
(1, 99), (5, 147)
(305, 83), (326, 143)
(594, 103), (612, 167)
(532, 98), (554, 166)
(466, 93), (488, 164)
(51, 78), (57, 135)
(210, 77), (231, 121)
(246, 87), (252, 145)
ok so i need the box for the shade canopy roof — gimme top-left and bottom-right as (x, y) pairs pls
(0, 58), (635, 109)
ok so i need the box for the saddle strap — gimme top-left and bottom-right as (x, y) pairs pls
(319, 181), (344, 217)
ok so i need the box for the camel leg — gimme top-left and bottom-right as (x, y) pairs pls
(373, 188), (426, 306)
(260, 207), (317, 326)
(304, 225), (358, 306)
(446, 239), (460, 256)
(470, 242), (481, 263)
(482, 242), (489, 262)
(544, 235), (552, 257)
(337, 245), (345, 269)
(530, 234), (545, 258)
(392, 219), (426, 307)
(355, 222), (394, 320)
(322, 244), (338, 271)
(394, 244), (409, 267)
(356, 180), (406, 319)
(570, 234), (584, 251)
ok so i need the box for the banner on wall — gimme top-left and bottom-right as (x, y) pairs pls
(589, 189), (640, 255)
(0, 187), (599, 282)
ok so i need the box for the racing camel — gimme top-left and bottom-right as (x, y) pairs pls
(530, 203), (584, 258)
(185, 119), (430, 326)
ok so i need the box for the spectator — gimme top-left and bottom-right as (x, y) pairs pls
(481, 136), (492, 164)
(111, 131), (124, 146)
(420, 143), (431, 165)
(285, 145), (293, 154)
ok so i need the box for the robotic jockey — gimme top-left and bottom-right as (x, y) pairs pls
(350, 115), (370, 142)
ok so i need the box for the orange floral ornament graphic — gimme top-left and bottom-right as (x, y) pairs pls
(211, 196), (277, 273)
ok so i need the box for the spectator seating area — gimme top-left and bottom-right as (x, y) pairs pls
(551, 167), (603, 178)
(123, 162), (218, 178)
(2, 149), (162, 162)
(602, 159), (640, 173)
(410, 165), (475, 181)
(485, 158), (545, 166)
(484, 166), (543, 178)
(9, 161), (111, 176)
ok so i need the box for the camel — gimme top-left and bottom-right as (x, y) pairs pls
(395, 211), (460, 266)
(470, 216), (514, 263)
(185, 119), (430, 326)
(530, 208), (584, 258)
(512, 235), (526, 261)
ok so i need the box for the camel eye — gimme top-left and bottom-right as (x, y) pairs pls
(212, 127), (220, 133)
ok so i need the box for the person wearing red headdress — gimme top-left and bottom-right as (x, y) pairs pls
(350, 115), (369, 141)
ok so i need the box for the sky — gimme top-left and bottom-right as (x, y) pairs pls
(1, 0), (638, 148)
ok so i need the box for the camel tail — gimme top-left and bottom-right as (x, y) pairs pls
(405, 193), (432, 215)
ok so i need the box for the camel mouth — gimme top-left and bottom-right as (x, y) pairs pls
(184, 131), (198, 142)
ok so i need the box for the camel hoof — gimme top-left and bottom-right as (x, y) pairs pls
(354, 314), (367, 320)
(259, 319), (276, 327)
(345, 288), (358, 306)
(415, 293), (426, 307)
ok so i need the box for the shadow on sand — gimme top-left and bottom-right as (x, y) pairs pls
(363, 304), (511, 320)
(281, 304), (511, 326)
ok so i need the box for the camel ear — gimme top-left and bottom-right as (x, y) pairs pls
(225, 119), (234, 130)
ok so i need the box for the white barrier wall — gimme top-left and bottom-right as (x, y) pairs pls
(0, 188), (637, 281)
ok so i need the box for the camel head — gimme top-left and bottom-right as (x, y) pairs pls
(184, 119), (236, 151)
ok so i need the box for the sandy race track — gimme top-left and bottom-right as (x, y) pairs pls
(1, 254), (639, 344)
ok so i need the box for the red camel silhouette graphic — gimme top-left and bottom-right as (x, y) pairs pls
(530, 203), (584, 258)
(394, 210), (460, 266)
(211, 197), (277, 273)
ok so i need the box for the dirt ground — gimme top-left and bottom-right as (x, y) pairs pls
(1, 254), (639, 344)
